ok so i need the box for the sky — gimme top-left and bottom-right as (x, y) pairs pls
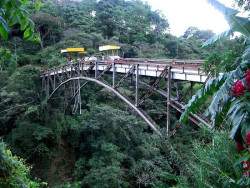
(141, 0), (235, 37)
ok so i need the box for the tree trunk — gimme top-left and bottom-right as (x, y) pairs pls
(40, 41), (44, 49)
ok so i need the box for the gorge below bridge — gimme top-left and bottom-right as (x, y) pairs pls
(41, 58), (212, 139)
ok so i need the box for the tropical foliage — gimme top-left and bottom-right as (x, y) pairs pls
(0, 0), (249, 187)
(180, 0), (250, 184)
(0, 141), (45, 187)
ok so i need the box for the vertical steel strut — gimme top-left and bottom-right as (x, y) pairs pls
(135, 64), (139, 106)
(95, 62), (97, 78)
(166, 66), (171, 137)
(53, 69), (56, 90)
(78, 79), (81, 114)
(112, 63), (115, 87)
(47, 72), (50, 98)
(114, 64), (135, 88)
(70, 63), (112, 101)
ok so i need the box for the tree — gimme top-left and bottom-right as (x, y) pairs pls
(183, 26), (200, 39)
(30, 12), (63, 49)
(183, 27), (214, 41)
(234, 0), (249, 12)
(0, 0), (41, 63)
(0, 142), (45, 187)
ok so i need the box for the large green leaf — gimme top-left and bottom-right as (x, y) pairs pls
(21, 0), (27, 7)
(19, 17), (29, 31)
(203, 0), (250, 47)
(179, 73), (227, 126)
(241, 116), (250, 139)
(0, 24), (8, 40)
(242, 45), (250, 60)
(0, 16), (9, 32)
(0, 8), (5, 16)
(202, 30), (232, 47)
(207, 0), (239, 16)
(234, 155), (249, 167)
(23, 27), (30, 38)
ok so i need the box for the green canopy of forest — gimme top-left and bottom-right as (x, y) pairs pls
(0, 0), (249, 187)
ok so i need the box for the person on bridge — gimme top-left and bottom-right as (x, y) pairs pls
(81, 57), (85, 62)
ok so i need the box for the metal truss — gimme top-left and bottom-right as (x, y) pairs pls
(41, 59), (212, 139)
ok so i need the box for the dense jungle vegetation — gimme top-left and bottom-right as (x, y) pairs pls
(0, 0), (249, 187)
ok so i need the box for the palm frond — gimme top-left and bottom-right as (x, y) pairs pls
(203, 0), (250, 47)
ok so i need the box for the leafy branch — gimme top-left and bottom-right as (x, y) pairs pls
(0, 0), (42, 63)
(179, 0), (250, 141)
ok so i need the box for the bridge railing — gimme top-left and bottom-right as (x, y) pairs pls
(42, 58), (205, 72)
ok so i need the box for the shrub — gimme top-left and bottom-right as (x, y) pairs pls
(0, 141), (46, 187)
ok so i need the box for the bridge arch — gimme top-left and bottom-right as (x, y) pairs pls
(48, 76), (164, 139)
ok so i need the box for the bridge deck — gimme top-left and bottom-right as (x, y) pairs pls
(42, 59), (208, 83)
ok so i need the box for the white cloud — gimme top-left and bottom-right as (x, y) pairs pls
(142, 0), (235, 36)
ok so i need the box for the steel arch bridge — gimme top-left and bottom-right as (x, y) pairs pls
(41, 58), (212, 138)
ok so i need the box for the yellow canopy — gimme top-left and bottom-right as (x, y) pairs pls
(61, 48), (87, 53)
(78, 51), (88, 54)
(99, 45), (120, 51)
(66, 48), (85, 52)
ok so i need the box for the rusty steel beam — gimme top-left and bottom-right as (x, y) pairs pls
(179, 83), (193, 102)
(139, 66), (168, 106)
(138, 80), (212, 128)
(170, 103), (199, 125)
(124, 58), (204, 64)
(114, 64), (135, 88)
(96, 63), (112, 79)
(170, 122), (182, 138)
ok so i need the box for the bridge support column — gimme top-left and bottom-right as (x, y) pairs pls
(47, 73), (50, 98)
(166, 67), (171, 137)
(95, 62), (98, 78)
(112, 63), (115, 88)
(53, 69), (56, 90)
(135, 64), (139, 106)
(78, 79), (82, 115)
